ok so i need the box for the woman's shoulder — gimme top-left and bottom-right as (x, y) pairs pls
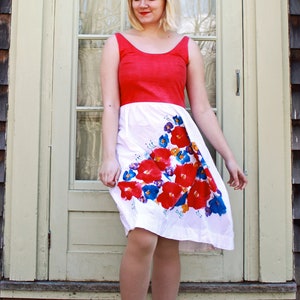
(187, 36), (202, 54)
(102, 35), (119, 57)
(186, 37), (204, 65)
(105, 34), (118, 45)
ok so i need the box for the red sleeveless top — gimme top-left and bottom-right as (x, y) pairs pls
(116, 33), (189, 107)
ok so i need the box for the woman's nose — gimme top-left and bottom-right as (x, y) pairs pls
(139, 0), (149, 7)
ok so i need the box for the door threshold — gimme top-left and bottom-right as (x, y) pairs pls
(0, 280), (296, 292)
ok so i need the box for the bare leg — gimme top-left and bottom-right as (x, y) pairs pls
(151, 237), (180, 300)
(119, 228), (158, 300)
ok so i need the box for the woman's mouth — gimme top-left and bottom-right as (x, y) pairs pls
(140, 12), (150, 16)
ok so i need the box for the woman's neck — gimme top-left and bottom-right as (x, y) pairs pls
(131, 26), (172, 39)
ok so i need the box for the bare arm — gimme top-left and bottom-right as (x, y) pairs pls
(186, 39), (247, 190)
(98, 35), (121, 187)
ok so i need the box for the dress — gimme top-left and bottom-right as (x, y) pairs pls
(109, 33), (234, 250)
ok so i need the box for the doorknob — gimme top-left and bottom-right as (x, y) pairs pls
(236, 69), (240, 96)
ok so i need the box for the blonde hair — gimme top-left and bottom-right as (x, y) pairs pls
(127, 0), (178, 32)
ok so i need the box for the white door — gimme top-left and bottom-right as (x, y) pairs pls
(49, 0), (244, 282)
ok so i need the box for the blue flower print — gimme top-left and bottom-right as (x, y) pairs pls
(208, 195), (227, 216)
(159, 134), (170, 148)
(174, 192), (187, 207)
(123, 169), (136, 181)
(164, 122), (174, 133)
(173, 115), (183, 126)
(200, 157), (207, 168)
(176, 150), (190, 164)
(196, 166), (207, 180)
(142, 184), (160, 200)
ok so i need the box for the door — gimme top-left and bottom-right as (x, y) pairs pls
(49, 0), (244, 282)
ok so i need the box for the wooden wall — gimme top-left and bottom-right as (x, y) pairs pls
(0, 0), (11, 277)
(290, 0), (300, 298)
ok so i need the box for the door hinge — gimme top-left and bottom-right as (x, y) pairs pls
(48, 230), (51, 249)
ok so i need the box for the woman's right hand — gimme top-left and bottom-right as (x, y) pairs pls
(225, 158), (248, 190)
(98, 159), (121, 188)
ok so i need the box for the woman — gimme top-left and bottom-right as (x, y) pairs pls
(98, 0), (247, 299)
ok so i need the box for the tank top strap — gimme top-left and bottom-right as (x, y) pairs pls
(171, 36), (189, 64)
(115, 32), (134, 53)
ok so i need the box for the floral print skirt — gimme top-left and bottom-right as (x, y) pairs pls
(110, 102), (234, 250)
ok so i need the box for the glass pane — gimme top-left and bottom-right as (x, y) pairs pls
(79, 0), (122, 34)
(76, 111), (102, 180)
(199, 40), (216, 107)
(76, 0), (217, 181)
(178, 0), (216, 36)
(77, 41), (103, 107)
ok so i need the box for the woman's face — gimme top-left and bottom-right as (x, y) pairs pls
(132, 0), (166, 27)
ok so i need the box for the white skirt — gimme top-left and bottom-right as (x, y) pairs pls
(110, 102), (234, 250)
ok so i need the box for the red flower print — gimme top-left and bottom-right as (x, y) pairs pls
(187, 180), (211, 210)
(174, 163), (197, 187)
(171, 126), (190, 148)
(150, 148), (171, 171)
(136, 159), (162, 183)
(204, 168), (218, 192)
(118, 181), (142, 200)
(157, 182), (183, 209)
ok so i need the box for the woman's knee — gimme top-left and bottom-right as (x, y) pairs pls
(127, 228), (158, 255)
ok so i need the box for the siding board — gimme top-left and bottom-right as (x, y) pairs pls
(0, 185), (4, 216)
(0, 0), (11, 14)
(290, 16), (300, 48)
(291, 61), (300, 84)
(291, 50), (300, 85)
(0, 50), (8, 85)
(0, 130), (5, 151)
(0, 14), (10, 49)
(294, 220), (300, 252)
(296, 253), (300, 286)
(292, 123), (300, 150)
(293, 185), (300, 219)
(292, 85), (300, 119)
(0, 86), (8, 122)
(290, 0), (300, 15)
(293, 151), (300, 184)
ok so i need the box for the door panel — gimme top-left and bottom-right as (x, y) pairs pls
(50, 0), (244, 282)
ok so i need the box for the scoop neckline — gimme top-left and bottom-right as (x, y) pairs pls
(117, 33), (187, 55)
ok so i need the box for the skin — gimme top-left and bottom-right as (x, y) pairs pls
(98, 1), (248, 299)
